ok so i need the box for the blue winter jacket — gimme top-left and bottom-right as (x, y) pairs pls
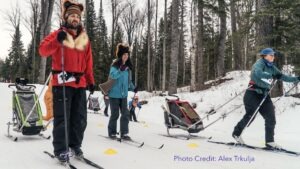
(108, 66), (135, 99)
(250, 58), (299, 94)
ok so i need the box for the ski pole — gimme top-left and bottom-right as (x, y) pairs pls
(202, 104), (244, 130)
(136, 108), (141, 120)
(187, 85), (253, 130)
(272, 82), (299, 114)
(208, 85), (253, 115)
(273, 82), (299, 104)
(239, 80), (278, 137)
(20, 72), (52, 131)
(43, 117), (54, 131)
(61, 44), (70, 158)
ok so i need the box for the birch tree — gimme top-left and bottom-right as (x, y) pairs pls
(37, 0), (55, 83)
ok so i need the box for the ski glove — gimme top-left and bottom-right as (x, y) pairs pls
(120, 65), (128, 71)
(87, 84), (95, 94)
(57, 31), (67, 44)
(272, 73), (282, 80)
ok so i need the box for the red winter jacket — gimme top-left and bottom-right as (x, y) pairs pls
(39, 27), (95, 88)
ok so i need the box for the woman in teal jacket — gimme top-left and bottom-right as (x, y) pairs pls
(232, 48), (300, 149)
(108, 43), (135, 140)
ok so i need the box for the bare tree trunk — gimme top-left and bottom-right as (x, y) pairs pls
(135, 11), (146, 87)
(38, 0), (55, 83)
(111, 0), (116, 58)
(230, 0), (242, 70)
(147, 0), (152, 91)
(216, 0), (226, 77)
(272, 4), (284, 97)
(180, 0), (185, 86)
(244, 33), (250, 69)
(168, 0), (180, 94)
(190, 0), (196, 92)
(153, 0), (158, 90)
(121, 0), (139, 47)
(242, 0), (253, 69)
(32, 0), (39, 83)
(24, 0), (40, 83)
(256, 0), (273, 48)
(196, 0), (204, 90)
(162, 0), (167, 92)
(135, 41), (138, 86)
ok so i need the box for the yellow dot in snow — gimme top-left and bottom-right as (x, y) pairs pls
(98, 124), (104, 128)
(104, 148), (118, 155)
(143, 124), (149, 128)
(188, 143), (199, 148)
(140, 121), (146, 124)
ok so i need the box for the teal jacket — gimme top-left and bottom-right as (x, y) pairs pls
(108, 66), (135, 99)
(250, 58), (299, 94)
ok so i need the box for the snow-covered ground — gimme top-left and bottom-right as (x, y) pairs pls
(0, 71), (300, 169)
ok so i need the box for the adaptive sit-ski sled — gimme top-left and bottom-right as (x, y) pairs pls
(161, 95), (204, 139)
(6, 78), (51, 141)
(161, 93), (247, 139)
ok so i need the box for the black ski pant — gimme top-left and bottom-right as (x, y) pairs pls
(108, 98), (129, 136)
(104, 99), (109, 116)
(233, 90), (276, 143)
(104, 106), (109, 116)
(129, 107), (138, 122)
(52, 86), (87, 156)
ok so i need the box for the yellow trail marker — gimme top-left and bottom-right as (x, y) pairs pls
(104, 148), (118, 155)
(188, 143), (199, 148)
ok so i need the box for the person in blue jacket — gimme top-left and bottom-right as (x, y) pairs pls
(128, 95), (142, 122)
(232, 48), (300, 149)
(108, 43), (136, 140)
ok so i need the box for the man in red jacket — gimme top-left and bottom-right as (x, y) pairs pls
(39, 0), (95, 162)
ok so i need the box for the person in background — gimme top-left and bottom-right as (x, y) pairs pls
(128, 95), (142, 122)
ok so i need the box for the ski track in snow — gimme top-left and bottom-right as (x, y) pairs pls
(0, 71), (300, 169)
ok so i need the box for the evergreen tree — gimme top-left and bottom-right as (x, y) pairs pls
(7, 23), (26, 81)
(25, 29), (41, 83)
(0, 59), (3, 79)
(0, 58), (11, 82)
(96, 0), (111, 83)
(137, 33), (151, 90)
(85, 0), (100, 85)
